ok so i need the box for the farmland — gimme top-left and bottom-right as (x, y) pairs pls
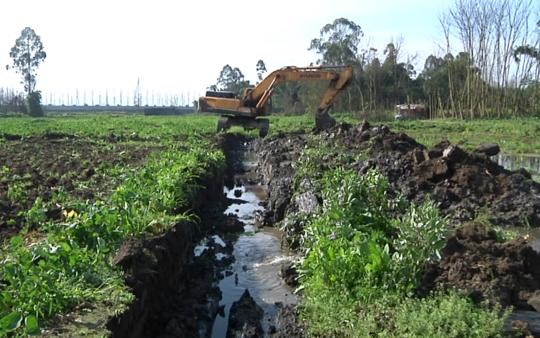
(0, 114), (539, 337)
(0, 114), (224, 336)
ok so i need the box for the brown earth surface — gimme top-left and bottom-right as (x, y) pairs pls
(0, 136), (156, 241)
(420, 222), (540, 310)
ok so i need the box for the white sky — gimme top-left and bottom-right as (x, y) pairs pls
(0, 0), (454, 105)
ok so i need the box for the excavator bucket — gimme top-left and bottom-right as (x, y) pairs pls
(314, 107), (336, 131)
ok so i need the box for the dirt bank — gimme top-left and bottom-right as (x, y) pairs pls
(255, 121), (540, 230)
(252, 121), (540, 316)
(107, 163), (225, 338)
(420, 222), (540, 309)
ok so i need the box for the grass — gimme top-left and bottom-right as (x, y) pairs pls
(2, 113), (539, 154)
(0, 114), (218, 140)
(388, 117), (540, 154)
(302, 288), (507, 338)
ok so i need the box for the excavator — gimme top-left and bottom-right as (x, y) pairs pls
(198, 65), (353, 137)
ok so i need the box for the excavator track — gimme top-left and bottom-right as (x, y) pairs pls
(216, 116), (269, 138)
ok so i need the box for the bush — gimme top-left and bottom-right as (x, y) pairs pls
(25, 91), (43, 117)
(301, 168), (446, 297)
(299, 168), (506, 336)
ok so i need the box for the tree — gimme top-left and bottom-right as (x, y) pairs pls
(7, 27), (46, 95)
(7, 27), (46, 116)
(256, 59), (267, 82)
(309, 18), (363, 65)
(214, 64), (250, 94)
(441, 0), (536, 117)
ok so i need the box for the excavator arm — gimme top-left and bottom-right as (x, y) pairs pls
(199, 65), (353, 136)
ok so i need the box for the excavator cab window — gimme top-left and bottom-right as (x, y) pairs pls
(205, 91), (236, 99)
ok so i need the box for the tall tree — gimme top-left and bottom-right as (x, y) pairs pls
(442, 0), (536, 117)
(7, 27), (46, 96)
(215, 64), (250, 94)
(309, 18), (363, 65)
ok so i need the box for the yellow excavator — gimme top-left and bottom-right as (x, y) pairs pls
(198, 65), (353, 136)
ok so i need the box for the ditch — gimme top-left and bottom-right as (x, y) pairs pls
(208, 150), (297, 337)
(108, 122), (540, 337)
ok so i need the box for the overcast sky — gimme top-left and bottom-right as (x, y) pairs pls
(0, 0), (454, 105)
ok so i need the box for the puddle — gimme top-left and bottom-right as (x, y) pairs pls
(210, 152), (297, 337)
(492, 153), (540, 181)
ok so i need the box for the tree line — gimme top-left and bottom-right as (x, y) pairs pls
(212, 0), (540, 118)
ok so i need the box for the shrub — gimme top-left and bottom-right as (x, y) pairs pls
(25, 91), (43, 117)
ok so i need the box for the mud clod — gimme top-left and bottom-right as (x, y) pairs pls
(226, 289), (264, 338)
(476, 143), (501, 156)
(280, 262), (299, 288)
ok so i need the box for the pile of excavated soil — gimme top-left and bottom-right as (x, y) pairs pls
(255, 121), (540, 229)
(252, 121), (540, 311)
(420, 222), (540, 309)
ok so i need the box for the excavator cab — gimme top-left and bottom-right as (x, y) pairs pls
(198, 65), (353, 137)
(205, 90), (236, 99)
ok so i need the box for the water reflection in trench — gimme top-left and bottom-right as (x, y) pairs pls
(210, 181), (297, 337)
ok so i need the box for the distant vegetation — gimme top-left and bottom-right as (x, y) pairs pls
(1, 0), (539, 119)
(211, 0), (540, 119)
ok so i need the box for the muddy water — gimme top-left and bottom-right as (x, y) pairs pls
(492, 153), (540, 181)
(210, 153), (297, 337)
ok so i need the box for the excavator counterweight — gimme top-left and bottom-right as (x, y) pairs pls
(198, 65), (353, 136)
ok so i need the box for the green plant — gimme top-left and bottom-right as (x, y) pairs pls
(391, 199), (448, 294)
(6, 181), (27, 203)
(301, 289), (507, 338)
(25, 197), (47, 226)
(297, 168), (502, 337)
(25, 91), (43, 117)
(0, 119), (226, 335)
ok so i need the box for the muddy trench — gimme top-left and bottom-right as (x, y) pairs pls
(108, 121), (540, 337)
(109, 134), (299, 338)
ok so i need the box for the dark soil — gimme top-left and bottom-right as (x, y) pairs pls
(420, 222), (540, 310)
(254, 121), (540, 229)
(226, 290), (264, 338)
(0, 136), (155, 241)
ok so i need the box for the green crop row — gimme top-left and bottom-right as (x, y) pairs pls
(0, 114), (218, 141)
(0, 141), (224, 336)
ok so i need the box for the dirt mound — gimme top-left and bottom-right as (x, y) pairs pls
(322, 121), (540, 227)
(420, 222), (540, 309)
(254, 120), (540, 230)
(253, 120), (540, 312)
(253, 134), (306, 226)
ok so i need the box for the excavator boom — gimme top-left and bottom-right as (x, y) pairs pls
(199, 65), (353, 136)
